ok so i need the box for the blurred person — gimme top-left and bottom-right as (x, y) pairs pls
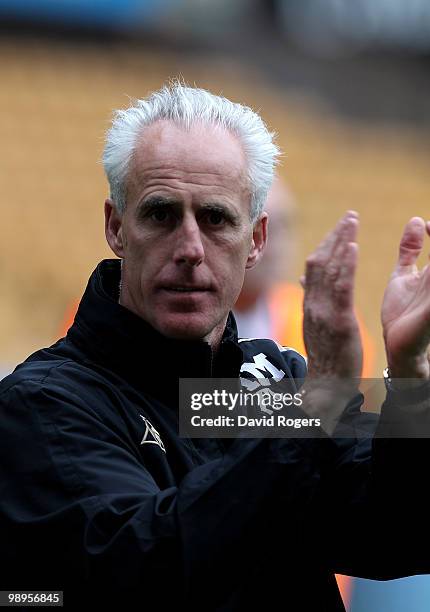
(234, 177), (376, 378)
(1, 83), (430, 612)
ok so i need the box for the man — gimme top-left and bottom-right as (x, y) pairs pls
(1, 83), (430, 611)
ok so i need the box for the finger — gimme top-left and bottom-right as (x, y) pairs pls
(313, 210), (358, 262)
(305, 211), (358, 287)
(299, 275), (306, 289)
(324, 216), (359, 284)
(397, 217), (425, 271)
(342, 214), (359, 244)
(425, 221), (430, 261)
(332, 216), (359, 261)
(333, 242), (358, 309)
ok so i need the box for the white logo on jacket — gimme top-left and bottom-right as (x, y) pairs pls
(139, 415), (166, 453)
(239, 352), (285, 391)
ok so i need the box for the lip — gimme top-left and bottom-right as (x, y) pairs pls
(159, 284), (212, 292)
(160, 287), (211, 293)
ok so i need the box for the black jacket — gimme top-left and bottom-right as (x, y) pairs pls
(1, 259), (429, 611)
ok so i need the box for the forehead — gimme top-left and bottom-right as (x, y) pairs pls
(129, 120), (248, 191)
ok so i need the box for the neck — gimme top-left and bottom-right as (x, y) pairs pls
(202, 317), (228, 353)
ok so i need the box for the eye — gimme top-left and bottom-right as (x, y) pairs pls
(150, 208), (170, 223)
(206, 210), (225, 226)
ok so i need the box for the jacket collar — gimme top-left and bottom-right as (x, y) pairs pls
(68, 260), (243, 391)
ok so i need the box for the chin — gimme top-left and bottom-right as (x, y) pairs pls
(156, 315), (214, 342)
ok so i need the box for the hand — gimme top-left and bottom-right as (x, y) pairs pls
(302, 211), (363, 379)
(382, 217), (430, 380)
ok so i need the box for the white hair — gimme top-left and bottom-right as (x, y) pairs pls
(102, 82), (281, 222)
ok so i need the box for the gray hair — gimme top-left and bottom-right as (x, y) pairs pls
(102, 82), (280, 222)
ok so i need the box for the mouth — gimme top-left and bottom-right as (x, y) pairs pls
(161, 286), (210, 293)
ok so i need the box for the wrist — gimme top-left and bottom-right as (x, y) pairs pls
(386, 353), (429, 380)
(384, 366), (429, 391)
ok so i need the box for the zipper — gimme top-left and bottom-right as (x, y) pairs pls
(208, 349), (214, 377)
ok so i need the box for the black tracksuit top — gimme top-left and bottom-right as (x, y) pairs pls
(1, 259), (430, 611)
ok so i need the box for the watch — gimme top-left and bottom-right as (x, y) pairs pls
(383, 367), (430, 392)
(383, 367), (394, 391)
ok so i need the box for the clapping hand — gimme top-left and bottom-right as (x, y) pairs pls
(382, 217), (430, 381)
(302, 211), (363, 380)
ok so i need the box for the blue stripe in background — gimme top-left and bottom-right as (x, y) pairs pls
(0, 0), (174, 28)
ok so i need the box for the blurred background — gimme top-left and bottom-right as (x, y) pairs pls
(1, 1), (429, 609)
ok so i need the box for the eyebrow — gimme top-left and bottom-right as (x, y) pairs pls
(136, 196), (240, 224)
(200, 202), (240, 224)
(135, 196), (179, 220)
(137, 195), (180, 210)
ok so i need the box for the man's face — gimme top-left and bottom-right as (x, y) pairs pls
(105, 120), (267, 347)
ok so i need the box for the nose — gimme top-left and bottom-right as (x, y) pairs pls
(172, 217), (205, 267)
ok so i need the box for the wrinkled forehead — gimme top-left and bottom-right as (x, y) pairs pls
(130, 119), (249, 187)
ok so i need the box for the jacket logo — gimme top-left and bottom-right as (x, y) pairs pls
(240, 352), (285, 392)
(139, 415), (166, 453)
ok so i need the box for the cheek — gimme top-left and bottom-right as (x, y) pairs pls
(218, 230), (253, 257)
(122, 241), (153, 286)
(125, 231), (158, 267)
(223, 251), (249, 294)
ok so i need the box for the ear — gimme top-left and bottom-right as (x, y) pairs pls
(246, 212), (268, 269)
(105, 199), (125, 258)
